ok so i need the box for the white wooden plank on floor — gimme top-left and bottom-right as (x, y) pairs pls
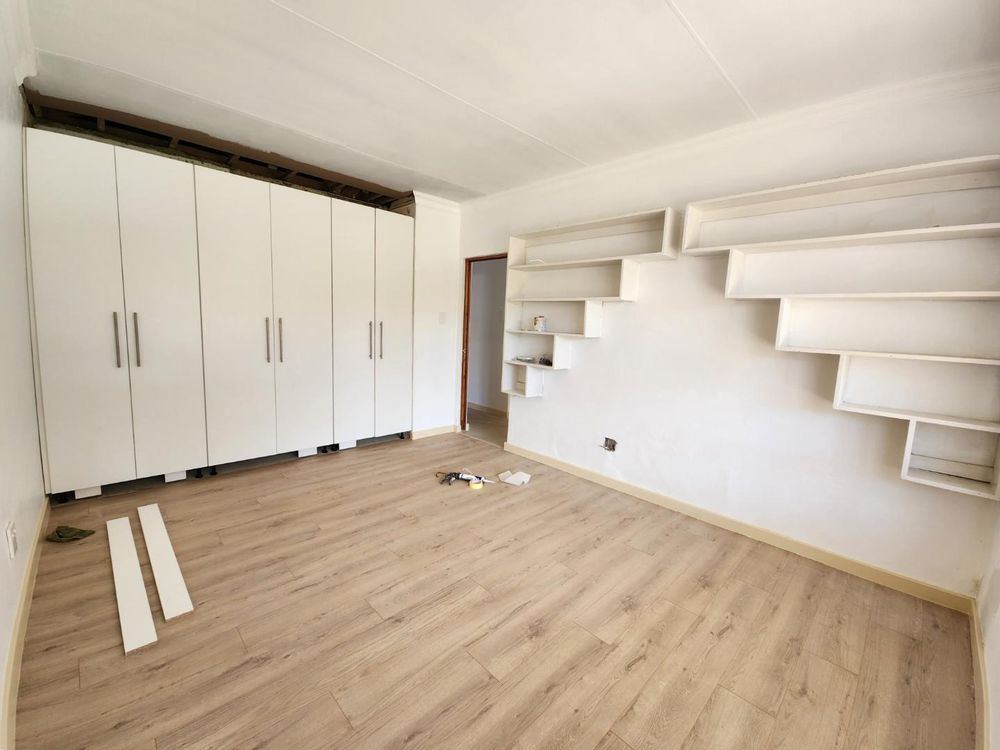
(106, 516), (157, 653)
(138, 503), (194, 620)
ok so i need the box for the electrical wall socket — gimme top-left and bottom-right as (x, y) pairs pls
(4, 521), (17, 560)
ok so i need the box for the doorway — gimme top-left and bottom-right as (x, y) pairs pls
(461, 253), (508, 447)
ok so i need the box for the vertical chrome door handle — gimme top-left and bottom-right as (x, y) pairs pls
(265, 317), (271, 363)
(379, 321), (384, 360)
(369, 321), (373, 360)
(132, 312), (141, 367)
(278, 317), (284, 363)
(112, 311), (122, 368)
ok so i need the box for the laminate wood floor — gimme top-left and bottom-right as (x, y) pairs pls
(16, 434), (976, 749)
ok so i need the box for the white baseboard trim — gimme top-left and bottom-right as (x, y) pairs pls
(972, 605), (991, 750)
(2, 501), (49, 750)
(411, 425), (459, 440)
(503, 441), (975, 615)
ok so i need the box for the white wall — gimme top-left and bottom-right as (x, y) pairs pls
(0, 0), (42, 746)
(467, 257), (507, 413)
(411, 192), (462, 432)
(460, 71), (1000, 597)
(980, 516), (1000, 748)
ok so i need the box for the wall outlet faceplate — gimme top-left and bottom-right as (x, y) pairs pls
(4, 521), (17, 560)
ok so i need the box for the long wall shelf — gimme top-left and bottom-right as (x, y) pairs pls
(502, 207), (679, 397)
(683, 155), (1000, 255)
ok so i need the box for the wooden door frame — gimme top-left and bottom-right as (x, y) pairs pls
(460, 253), (508, 430)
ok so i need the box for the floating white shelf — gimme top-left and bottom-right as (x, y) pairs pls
(701, 222), (1000, 256)
(508, 296), (631, 303)
(833, 356), (1000, 430)
(510, 252), (672, 272)
(725, 231), (1000, 299)
(776, 298), (1000, 365)
(505, 329), (592, 339)
(505, 359), (560, 370)
(683, 156), (1000, 255)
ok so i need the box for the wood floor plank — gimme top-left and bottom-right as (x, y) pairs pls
(843, 624), (921, 750)
(611, 580), (763, 750)
(721, 558), (828, 714)
(15, 434), (976, 750)
(679, 686), (775, 750)
(768, 653), (857, 750)
(917, 603), (976, 750)
(804, 569), (874, 674)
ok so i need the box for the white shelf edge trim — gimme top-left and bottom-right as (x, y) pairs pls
(107, 516), (158, 654)
(138, 503), (194, 620)
(691, 222), (1000, 256)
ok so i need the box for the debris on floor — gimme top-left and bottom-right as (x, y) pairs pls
(45, 525), (95, 543)
(436, 471), (495, 489)
(498, 470), (531, 486)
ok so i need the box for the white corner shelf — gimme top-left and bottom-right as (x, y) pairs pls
(683, 156), (1000, 255)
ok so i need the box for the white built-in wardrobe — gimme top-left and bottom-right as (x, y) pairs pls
(25, 128), (414, 497)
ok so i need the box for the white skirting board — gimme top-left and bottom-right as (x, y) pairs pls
(138, 504), (194, 620)
(106, 517), (157, 653)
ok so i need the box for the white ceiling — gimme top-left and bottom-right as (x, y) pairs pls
(25, 0), (1000, 199)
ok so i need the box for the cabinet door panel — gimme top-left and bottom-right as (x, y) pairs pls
(116, 148), (208, 477)
(195, 167), (276, 465)
(332, 199), (376, 444)
(26, 129), (136, 492)
(375, 210), (414, 436)
(271, 185), (333, 452)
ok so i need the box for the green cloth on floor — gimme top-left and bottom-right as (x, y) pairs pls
(46, 525), (95, 543)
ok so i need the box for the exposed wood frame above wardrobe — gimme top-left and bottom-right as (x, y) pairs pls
(21, 87), (409, 209)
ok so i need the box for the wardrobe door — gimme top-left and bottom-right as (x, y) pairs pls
(332, 199), (376, 446)
(116, 148), (207, 478)
(195, 167), (276, 465)
(271, 185), (333, 453)
(374, 210), (415, 437)
(26, 129), (136, 493)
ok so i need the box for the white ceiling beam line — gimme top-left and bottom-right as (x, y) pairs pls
(31, 48), (471, 196)
(268, 0), (590, 167)
(662, 0), (759, 120)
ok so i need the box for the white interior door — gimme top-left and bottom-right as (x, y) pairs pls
(374, 210), (415, 436)
(271, 185), (333, 453)
(195, 166), (276, 465)
(26, 129), (136, 493)
(332, 199), (376, 445)
(116, 148), (207, 478)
